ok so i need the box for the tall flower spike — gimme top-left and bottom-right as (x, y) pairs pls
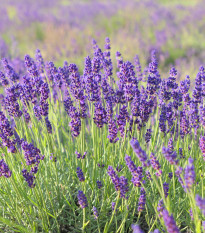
(76, 167), (85, 182)
(199, 136), (205, 161)
(162, 209), (180, 233)
(130, 138), (147, 164)
(92, 206), (99, 219)
(77, 190), (88, 209)
(131, 224), (144, 233)
(184, 157), (195, 191)
(195, 195), (205, 216)
(138, 188), (146, 212)
(0, 159), (12, 178)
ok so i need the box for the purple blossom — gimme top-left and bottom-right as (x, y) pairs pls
(77, 190), (88, 209)
(157, 199), (164, 218)
(96, 180), (102, 189)
(107, 119), (119, 143)
(184, 157), (195, 191)
(131, 224), (144, 233)
(162, 209), (180, 233)
(162, 146), (178, 165)
(130, 138), (147, 164)
(138, 187), (146, 212)
(92, 206), (99, 219)
(76, 167), (85, 182)
(125, 155), (143, 187)
(195, 195), (205, 216)
(163, 182), (169, 198)
(0, 159), (12, 178)
(145, 129), (152, 143)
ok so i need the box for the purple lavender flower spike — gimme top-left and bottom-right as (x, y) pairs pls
(131, 224), (144, 233)
(35, 49), (45, 75)
(107, 166), (120, 192)
(2, 58), (19, 82)
(117, 105), (129, 138)
(76, 167), (85, 182)
(184, 157), (195, 191)
(150, 153), (162, 176)
(22, 168), (36, 188)
(125, 155), (143, 187)
(119, 176), (129, 198)
(138, 187), (146, 212)
(162, 209), (180, 233)
(96, 180), (102, 189)
(150, 230), (161, 233)
(163, 182), (169, 198)
(69, 106), (81, 137)
(107, 119), (119, 143)
(92, 206), (99, 219)
(77, 190), (88, 209)
(162, 146), (178, 165)
(0, 159), (12, 178)
(199, 136), (205, 161)
(195, 195), (205, 216)
(145, 129), (152, 143)
(93, 102), (107, 128)
(157, 199), (164, 218)
(130, 138), (147, 164)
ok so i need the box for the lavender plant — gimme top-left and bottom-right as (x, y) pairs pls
(0, 38), (204, 233)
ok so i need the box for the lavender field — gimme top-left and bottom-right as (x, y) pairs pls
(0, 0), (205, 232)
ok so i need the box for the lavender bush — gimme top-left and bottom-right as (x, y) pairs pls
(0, 38), (204, 232)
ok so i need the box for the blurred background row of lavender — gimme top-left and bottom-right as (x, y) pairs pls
(0, 0), (204, 79)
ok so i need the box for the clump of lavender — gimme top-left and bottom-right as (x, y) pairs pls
(162, 209), (180, 233)
(0, 159), (12, 178)
(195, 195), (205, 216)
(77, 190), (88, 209)
(130, 138), (147, 164)
(184, 157), (195, 191)
(138, 188), (146, 212)
(76, 167), (85, 182)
